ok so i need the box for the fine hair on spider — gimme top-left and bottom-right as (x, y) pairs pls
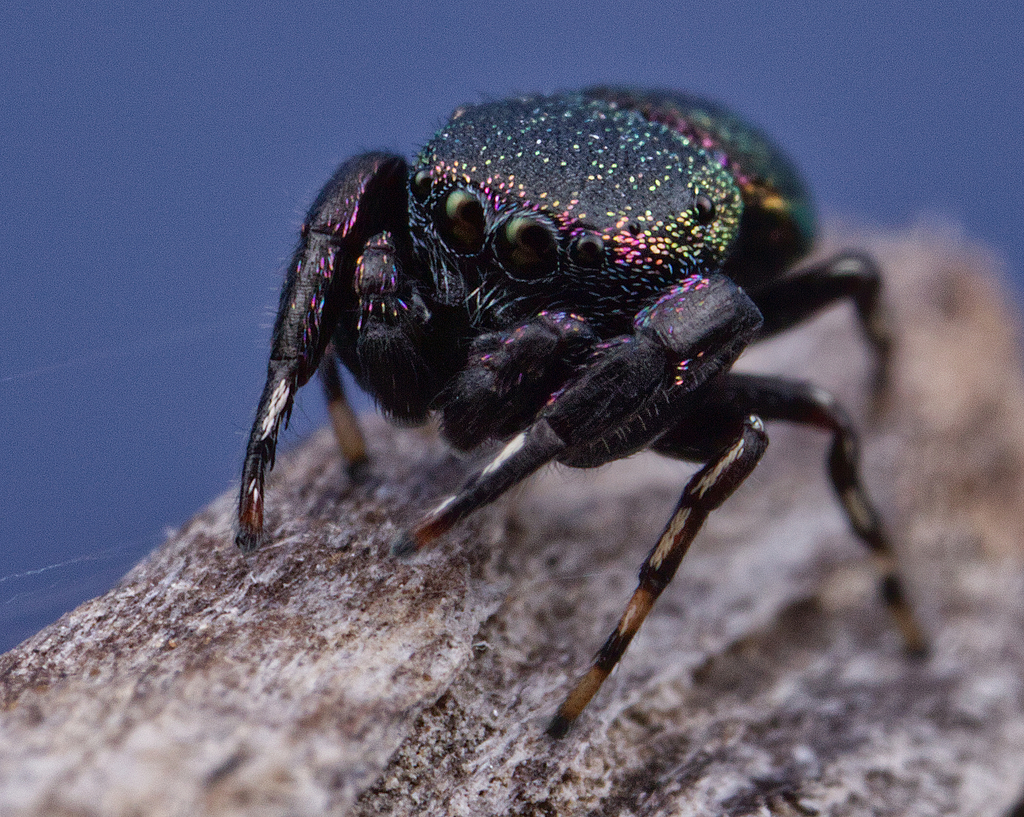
(237, 88), (927, 737)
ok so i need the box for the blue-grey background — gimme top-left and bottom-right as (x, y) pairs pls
(2, 1), (1021, 652)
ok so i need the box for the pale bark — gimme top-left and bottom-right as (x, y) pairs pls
(3, 227), (1024, 816)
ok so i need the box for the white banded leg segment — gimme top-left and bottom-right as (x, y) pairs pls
(392, 421), (566, 557)
(237, 366), (298, 553)
(547, 415), (768, 737)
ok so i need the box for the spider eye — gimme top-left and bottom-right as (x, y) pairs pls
(569, 233), (605, 269)
(495, 216), (559, 278)
(694, 194), (716, 225)
(437, 189), (486, 253)
(411, 169), (432, 203)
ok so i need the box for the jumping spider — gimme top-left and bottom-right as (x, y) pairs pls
(237, 88), (926, 737)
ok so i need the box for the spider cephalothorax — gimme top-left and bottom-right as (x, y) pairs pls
(237, 88), (925, 737)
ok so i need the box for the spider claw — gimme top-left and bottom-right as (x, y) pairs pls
(235, 529), (262, 554)
(346, 457), (372, 485)
(545, 713), (572, 739)
(390, 531), (420, 558)
(236, 487), (265, 553)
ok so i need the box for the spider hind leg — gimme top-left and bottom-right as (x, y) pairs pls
(548, 414), (769, 737)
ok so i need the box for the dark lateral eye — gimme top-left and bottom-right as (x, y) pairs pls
(411, 169), (432, 202)
(495, 216), (559, 278)
(437, 189), (486, 253)
(569, 233), (605, 269)
(694, 194), (716, 225)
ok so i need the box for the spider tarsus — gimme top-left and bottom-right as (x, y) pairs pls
(895, 609), (929, 658)
(906, 641), (929, 660)
(346, 457), (371, 484)
(390, 531), (419, 558)
(545, 713), (572, 739)
(235, 529), (262, 554)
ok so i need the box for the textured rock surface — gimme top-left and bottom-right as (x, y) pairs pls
(2, 227), (1024, 816)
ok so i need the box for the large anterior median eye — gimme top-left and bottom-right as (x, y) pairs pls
(494, 215), (559, 278)
(437, 189), (486, 253)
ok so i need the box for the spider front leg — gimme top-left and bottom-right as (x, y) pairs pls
(394, 273), (763, 558)
(547, 414), (769, 737)
(436, 311), (598, 451)
(237, 153), (409, 552)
